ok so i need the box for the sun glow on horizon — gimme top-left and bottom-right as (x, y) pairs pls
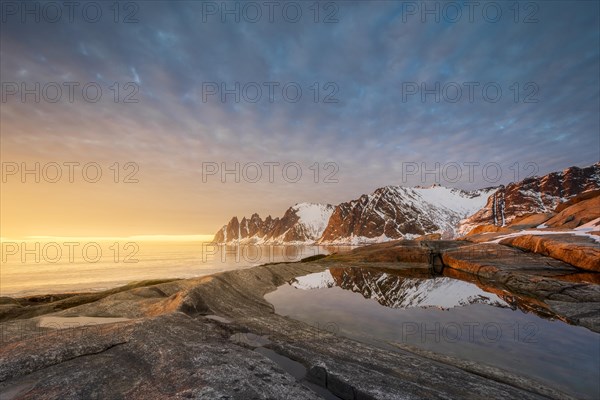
(0, 234), (215, 242)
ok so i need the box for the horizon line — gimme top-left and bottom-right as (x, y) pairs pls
(0, 234), (215, 242)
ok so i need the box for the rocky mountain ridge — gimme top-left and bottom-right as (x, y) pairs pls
(458, 163), (600, 235)
(213, 163), (600, 244)
(212, 203), (334, 244)
(318, 185), (495, 244)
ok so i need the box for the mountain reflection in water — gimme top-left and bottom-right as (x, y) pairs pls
(289, 266), (568, 322)
(267, 266), (600, 399)
(291, 268), (509, 310)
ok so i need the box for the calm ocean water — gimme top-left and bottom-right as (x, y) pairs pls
(0, 241), (345, 297)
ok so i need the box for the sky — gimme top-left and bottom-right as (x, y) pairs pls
(1, 0), (599, 238)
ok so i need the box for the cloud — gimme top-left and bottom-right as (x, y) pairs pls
(1, 0), (598, 234)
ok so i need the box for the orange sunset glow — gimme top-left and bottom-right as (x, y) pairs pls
(1, 1), (599, 399)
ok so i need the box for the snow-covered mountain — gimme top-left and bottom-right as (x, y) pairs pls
(318, 185), (495, 244)
(212, 203), (334, 244)
(212, 185), (493, 244)
(458, 163), (600, 235)
(212, 163), (600, 244)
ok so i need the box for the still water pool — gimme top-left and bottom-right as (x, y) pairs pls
(265, 266), (600, 399)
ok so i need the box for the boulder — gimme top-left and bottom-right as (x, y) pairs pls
(500, 234), (600, 272)
(544, 193), (600, 229)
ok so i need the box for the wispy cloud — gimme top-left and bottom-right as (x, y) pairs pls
(1, 1), (598, 236)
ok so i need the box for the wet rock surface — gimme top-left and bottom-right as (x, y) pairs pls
(439, 242), (600, 332)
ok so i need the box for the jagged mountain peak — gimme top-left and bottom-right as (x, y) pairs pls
(213, 202), (334, 244)
(213, 163), (600, 245)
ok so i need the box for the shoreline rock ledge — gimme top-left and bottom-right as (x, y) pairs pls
(2, 239), (596, 399)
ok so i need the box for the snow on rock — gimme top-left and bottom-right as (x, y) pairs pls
(213, 163), (600, 245)
(318, 185), (496, 244)
(575, 217), (600, 230)
(415, 185), (495, 217)
(291, 203), (334, 240)
(489, 226), (600, 244)
(459, 163), (600, 235)
(214, 186), (495, 245)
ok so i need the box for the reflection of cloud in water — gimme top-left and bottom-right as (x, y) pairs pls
(290, 268), (508, 310)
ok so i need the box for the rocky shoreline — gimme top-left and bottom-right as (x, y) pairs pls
(1, 236), (598, 399)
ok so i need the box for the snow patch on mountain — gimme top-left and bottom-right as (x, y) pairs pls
(489, 223), (600, 244)
(291, 203), (334, 239)
(415, 185), (495, 216)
